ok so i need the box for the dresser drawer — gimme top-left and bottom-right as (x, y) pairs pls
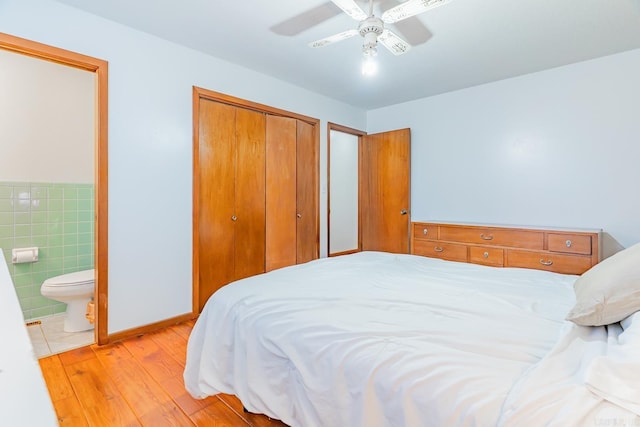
(412, 223), (437, 241)
(412, 239), (468, 263)
(505, 250), (593, 275)
(469, 246), (504, 267)
(547, 233), (592, 255)
(438, 226), (544, 250)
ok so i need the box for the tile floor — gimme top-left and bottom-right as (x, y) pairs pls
(27, 314), (94, 359)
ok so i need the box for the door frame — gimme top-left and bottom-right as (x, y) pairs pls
(192, 87), (320, 314)
(327, 123), (366, 257)
(0, 32), (109, 344)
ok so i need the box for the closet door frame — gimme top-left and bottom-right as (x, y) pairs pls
(192, 87), (320, 314)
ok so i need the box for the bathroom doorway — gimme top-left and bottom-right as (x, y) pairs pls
(0, 32), (109, 345)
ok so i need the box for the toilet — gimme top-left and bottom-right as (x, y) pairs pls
(40, 269), (95, 332)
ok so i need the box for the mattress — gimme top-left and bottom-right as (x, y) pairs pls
(184, 251), (639, 426)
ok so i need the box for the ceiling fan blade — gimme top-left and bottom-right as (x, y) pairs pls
(379, 29), (412, 55)
(309, 29), (359, 48)
(330, 0), (368, 21)
(270, 3), (343, 36)
(381, 0), (449, 24)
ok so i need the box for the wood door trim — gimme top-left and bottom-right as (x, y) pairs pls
(193, 88), (320, 314)
(327, 123), (366, 256)
(0, 32), (109, 345)
(194, 87), (320, 127)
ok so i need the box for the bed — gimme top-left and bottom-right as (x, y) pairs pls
(184, 224), (640, 427)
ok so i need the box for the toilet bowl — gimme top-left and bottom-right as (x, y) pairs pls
(40, 269), (95, 332)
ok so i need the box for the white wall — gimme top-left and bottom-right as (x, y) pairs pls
(0, 49), (94, 183)
(329, 130), (359, 254)
(0, 0), (366, 333)
(368, 48), (640, 256)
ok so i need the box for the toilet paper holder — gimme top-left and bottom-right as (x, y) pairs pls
(12, 247), (39, 264)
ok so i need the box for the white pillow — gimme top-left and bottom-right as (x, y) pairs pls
(566, 242), (640, 326)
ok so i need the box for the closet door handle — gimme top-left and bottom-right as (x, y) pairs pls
(297, 213), (302, 219)
(231, 215), (237, 221)
(400, 210), (407, 215)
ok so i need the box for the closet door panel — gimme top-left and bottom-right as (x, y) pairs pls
(234, 108), (266, 280)
(198, 100), (236, 310)
(265, 115), (297, 271)
(296, 120), (319, 263)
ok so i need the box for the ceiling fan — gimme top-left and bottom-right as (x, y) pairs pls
(309, 0), (450, 60)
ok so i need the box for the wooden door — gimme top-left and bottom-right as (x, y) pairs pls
(234, 108), (266, 281)
(361, 128), (411, 253)
(265, 115), (297, 271)
(198, 100), (236, 311)
(296, 120), (319, 264)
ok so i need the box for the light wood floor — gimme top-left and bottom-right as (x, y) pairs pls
(39, 319), (288, 426)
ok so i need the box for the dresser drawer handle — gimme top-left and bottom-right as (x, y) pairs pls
(566, 240), (572, 248)
(423, 228), (428, 235)
(539, 259), (553, 266)
(434, 246), (444, 253)
(480, 233), (494, 241)
(483, 251), (489, 258)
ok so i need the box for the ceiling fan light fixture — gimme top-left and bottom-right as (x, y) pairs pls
(361, 55), (378, 76)
(362, 31), (378, 57)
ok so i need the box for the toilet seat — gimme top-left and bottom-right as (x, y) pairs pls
(42, 269), (94, 287)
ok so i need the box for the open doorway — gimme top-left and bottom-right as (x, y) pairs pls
(0, 32), (109, 345)
(328, 124), (365, 256)
(328, 124), (411, 256)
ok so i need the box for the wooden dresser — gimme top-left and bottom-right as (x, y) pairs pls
(411, 222), (601, 275)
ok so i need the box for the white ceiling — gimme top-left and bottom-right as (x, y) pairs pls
(54, 0), (640, 109)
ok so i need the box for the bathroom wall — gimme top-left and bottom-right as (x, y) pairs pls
(0, 44), (95, 320)
(0, 182), (94, 319)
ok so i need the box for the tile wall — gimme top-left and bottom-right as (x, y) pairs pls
(0, 182), (94, 320)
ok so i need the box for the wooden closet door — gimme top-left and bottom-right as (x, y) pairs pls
(198, 100), (236, 311)
(361, 128), (411, 254)
(296, 120), (319, 263)
(234, 108), (266, 280)
(265, 115), (297, 271)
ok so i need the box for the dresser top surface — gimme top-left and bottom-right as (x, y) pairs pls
(413, 220), (602, 234)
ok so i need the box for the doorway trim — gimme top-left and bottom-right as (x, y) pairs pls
(327, 123), (366, 257)
(0, 32), (109, 345)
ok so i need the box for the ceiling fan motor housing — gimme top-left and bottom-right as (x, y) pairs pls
(359, 16), (384, 55)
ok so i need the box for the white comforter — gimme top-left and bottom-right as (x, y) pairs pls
(184, 251), (639, 426)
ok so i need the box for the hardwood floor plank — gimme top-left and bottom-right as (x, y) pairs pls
(123, 334), (184, 381)
(139, 404), (196, 427)
(39, 321), (286, 427)
(64, 358), (140, 426)
(190, 398), (250, 426)
(98, 355), (174, 415)
(91, 340), (133, 362)
(159, 374), (220, 416)
(83, 403), (142, 427)
(51, 396), (89, 426)
(95, 350), (194, 426)
(39, 355), (75, 401)
(217, 394), (289, 427)
(172, 319), (196, 341)
(58, 345), (95, 366)
(148, 327), (188, 368)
